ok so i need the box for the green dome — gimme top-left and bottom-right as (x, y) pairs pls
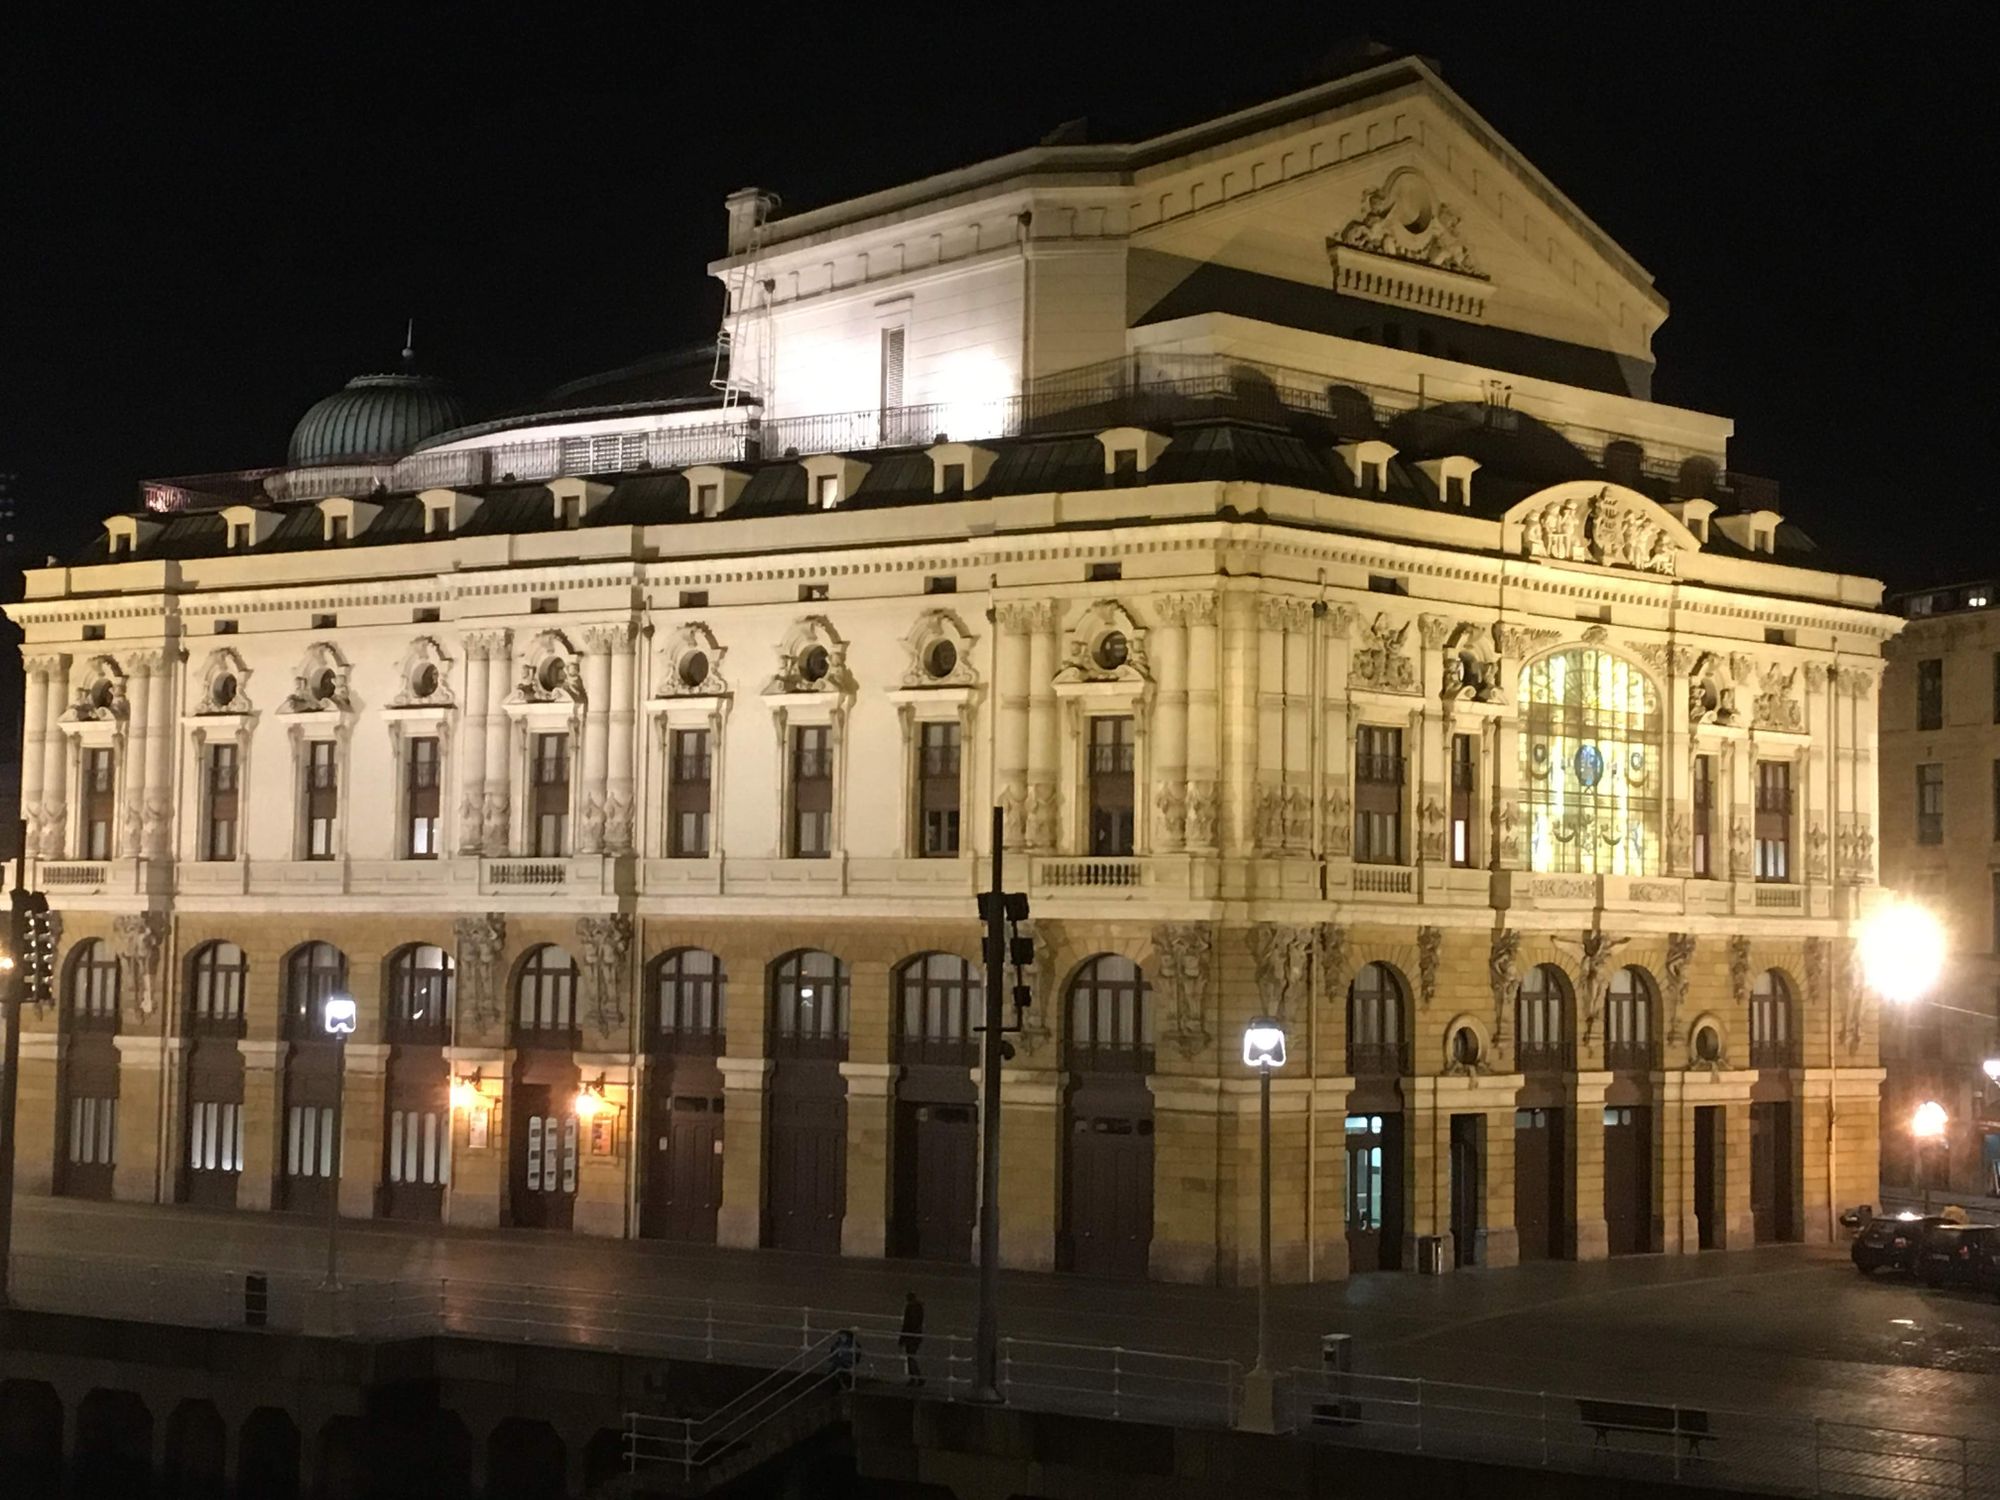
(288, 356), (470, 467)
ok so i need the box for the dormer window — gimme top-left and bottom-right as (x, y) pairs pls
(924, 442), (995, 497)
(815, 474), (838, 508)
(418, 488), (480, 536)
(1337, 440), (1399, 499)
(684, 465), (750, 518)
(230, 523), (250, 549)
(941, 463), (966, 495)
(427, 507), (447, 535)
(696, 483), (719, 515)
(1444, 476), (1465, 506)
(1361, 461), (1383, 492)
(103, 515), (160, 559)
(111, 534), (131, 557)
(1417, 455), (1479, 509)
(546, 477), (609, 528)
(1113, 449), (1139, 479)
(559, 495), (582, 529)
(329, 516), (349, 544)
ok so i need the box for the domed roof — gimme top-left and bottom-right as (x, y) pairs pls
(288, 350), (471, 467)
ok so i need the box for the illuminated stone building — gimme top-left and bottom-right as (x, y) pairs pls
(6, 53), (1898, 1281)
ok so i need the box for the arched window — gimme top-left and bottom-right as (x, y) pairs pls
(650, 949), (726, 1053)
(516, 945), (579, 1039)
(1750, 970), (1795, 1067)
(386, 945), (454, 1039)
(1605, 966), (1656, 1069)
(1516, 964), (1571, 1072)
(770, 950), (848, 1058)
(1346, 963), (1407, 1076)
(897, 953), (981, 1066)
(281, 943), (347, 1040)
(1065, 955), (1151, 1073)
(66, 939), (120, 1030)
(1519, 648), (1662, 876)
(187, 941), (247, 1031)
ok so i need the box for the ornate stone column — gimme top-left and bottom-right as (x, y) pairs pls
(1151, 599), (1190, 849)
(1319, 609), (1354, 858)
(19, 657), (52, 856)
(458, 636), (492, 855)
(577, 629), (616, 853)
(1220, 590), (1258, 853)
(1025, 602), (1060, 849)
(118, 652), (153, 857)
(38, 661), (71, 856)
(1184, 595), (1219, 849)
(481, 630), (513, 855)
(994, 604), (1034, 848)
(604, 624), (637, 854)
(143, 650), (174, 857)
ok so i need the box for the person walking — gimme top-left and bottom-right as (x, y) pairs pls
(899, 1290), (926, 1388)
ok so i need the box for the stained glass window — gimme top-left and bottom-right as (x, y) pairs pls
(1520, 649), (1662, 876)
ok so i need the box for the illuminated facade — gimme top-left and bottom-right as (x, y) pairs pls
(7, 54), (1897, 1281)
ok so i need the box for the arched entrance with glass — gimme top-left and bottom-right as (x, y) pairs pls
(1345, 962), (1409, 1272)
(1060, 955), (1154, 1278)
(641, 949), (726, 1243)
(891, 953), (979, 1262)
(277, 942), (346, 1215)
(1514, 963), (1573, 1261)
(381, 944), (453, 1222)
(764, 950), (849, 1254)
(1602, 966), (1658, 1256)
(181, 941), (246, 1210)
(509, 944), (581, 1231)
(1749, 968), (1799, 1243)
(1520, 648), (1662, 876)
(58, 939), (121, 1200)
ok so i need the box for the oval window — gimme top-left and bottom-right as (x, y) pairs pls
(800, 645), (831, 683)
(1693, 1024), (1722, 1064)
(211, 673), (237, 708)
(90, 681), (115, 711)
(1094, 631), (1129, 671)
(312, 668), (338, 703)
(1450, 1026), (1481, 1068)
(410, 663), (439, 699)
(538, 658), (568, 693)
(1574, 743), (1604, 789)
(925, 640), (958, 679)
(678, 650), (710, 689)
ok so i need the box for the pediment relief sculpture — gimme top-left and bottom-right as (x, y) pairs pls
(193, 648), (253, 715)
(1442, 622), (1500, 702)
(1687, 651), (1742, 725)
(1350, 612), (1417, 693)
(60, 656), (129, 723)
(1517, 485), (1681, 574)
(766, 616), (855, 696)
(1751, 661), (1804, 731)
(657, 621), (729, 697)
(1330, 167), (1485, 277)
(902, 609), (979, 688)
(508, 630), (584, 705)
(1056, 599), (1150, 685)
(280, 642), (354, 714)
(390, 636), (455, 709)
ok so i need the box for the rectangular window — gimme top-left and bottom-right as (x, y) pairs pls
(1916, 763), (1945, 846)
(1449, 733), (1476, 867)
(799, 581), (829, 601)
(68, 1097), (117, 1166)
(1354, 725), (1405, 864)
(1088, 716), (1136, 856)
(918, 721), (962, 857)
(1918, 657), (1943, 730)
(188, 1101), (244, 1174)
(304, 740), (338, 860)
(204, 743), (239, 861)
(406, 737), (441, 858)
(879, 326), (905, 413)
(695, 483), (719, 516)
(924, 576), (956, 595)
(1754, 760), (1792, 881)
(81, 747), (115, 860)
(1087, 561), (1122, 583)
(532, 733), (570, 857)
(678, 589), (709, 609)
(387, 1109), (449, 1186)
(1692, 754), (1715, 878)
(559, 494), (582, 528)
(668, 728), (712, 858)
(791, 724), (833, 858)
(286, 1105), (336, 1178)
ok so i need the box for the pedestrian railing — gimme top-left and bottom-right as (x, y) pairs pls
(626, 1330), (851, 1479)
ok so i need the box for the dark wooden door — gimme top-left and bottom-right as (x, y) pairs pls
(509, 1083), (577, 1231)
(1603, 1106), (1652, 1256)
(1751, 1101), (1794, 1243)
(1515, 1107), (1564, 1261)
(1064, 1081), (1154, 1278)
(765, 1064), (847, 1253)
(381, 1050), (447, 1223)
(58, 1035), (120, 1201)
(642, 1084), (723, 1243)
(1345, 1112), (1404, 1272)
(893, 1100), (977, 1262)
(1449, 1114), (1481, 1267)
(182, 1039), (244, 1210)
(1694, 1106), (1722, 1249)
(277, 1042), (341, 1216)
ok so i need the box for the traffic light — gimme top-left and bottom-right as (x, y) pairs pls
(9, 889), (55, 1003)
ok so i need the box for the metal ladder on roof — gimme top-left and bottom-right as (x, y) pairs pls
(710, 193), (777, 410)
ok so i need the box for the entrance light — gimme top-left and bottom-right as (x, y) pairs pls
(573, 1086), (608, 1121)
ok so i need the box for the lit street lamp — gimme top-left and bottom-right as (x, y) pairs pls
(1859, 900), (1946, 1007)
(1240, 1016), (1286, 1433)
(1911, 1099), (1948, 1214)
(321, 993), (357, 1290)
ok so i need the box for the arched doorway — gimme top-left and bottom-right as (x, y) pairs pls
(1749, 968), (1798, 1243)
(891, 952), (979, 1262)
(57, 939), (120, 1200)
(0, 1379), (63, 1500)
(641, 948), (726, 1243)
(238, 1408), (301, 1500)
(72, 1389), (150, 1500)
(1602, 965), (1658, 1256)
(509, 945), (581, 1231)
(1345, 962), (1409, 1272)
(764, 950), (848, 1253)
(277, 942), (346, 1215)
(382, 944), (453, 1222)
(1514, 963), (1573, 1261)
(181, 941), (246, 1209)
(163, 1398), (228, 1500)
(1061, 955), (1153, 1278)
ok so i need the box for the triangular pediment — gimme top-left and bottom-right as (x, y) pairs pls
(1501, 482), (1699, 576)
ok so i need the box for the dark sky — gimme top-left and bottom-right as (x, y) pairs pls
(3, 4), (1989, 588)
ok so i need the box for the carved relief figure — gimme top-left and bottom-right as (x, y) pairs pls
(1248, 923), (1312, 1021)
(1751, 662), (1804, 731)
(1155, 780), (1187, 846)
(575, 913), (633, 1036)
(1728, 935), (1752, 1007)
(1324, 783), (1352, 856)
(1489, 929), (1522, 1046)
(1331, 167), (1484, 276)
(1559, 929), (1630, 1044)
(1416, 926), (1442, 1010)
(1662, 932), (1697, 1042)
(1352, 613), (1417, 692)
(454, 913), (506, 1028)
(1316, 923), (1352, 1002)
(1024, 785), (1061, 850)
(1152, 922), (1215, 1057)
(1185, 781), (1220, 847)
(112, 911), (167, 1019)
(1520, 487), (1676, 574)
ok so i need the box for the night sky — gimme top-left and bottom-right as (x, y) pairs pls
(4, 5), (1989, 588)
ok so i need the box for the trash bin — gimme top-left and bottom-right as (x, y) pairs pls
(1416, 1235), (1445, 1275)
(244, 1273), (269, 1328)
(1312, 1333), (1356, 1427)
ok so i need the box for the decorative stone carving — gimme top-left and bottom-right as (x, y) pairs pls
(1418, 614), (1452, 651)
(280, 642), (354, 713)
(1259, 596), (1312, 633)
(1315, 923), (1352, 1002)
(1493, 799), (1520, 865)
(1152, 922), (1214, 1058)
(60, 657), (128, 723)
(1185, 781), (1220, 847)
(1751, 662), (1804, 731)
(1489, 929), (1522, 1046)
(1630, 881), (1680, 904)
(1155, 780), (1187, 846)
(1416, 927), (1442, 1010)
(765, 616), (854, 696)
(1581, 624), (1609, 646)
(1838, 937), (1867, 1054)
(1057, 599), (1150, 684)
(1254, 783), (1285, 850)
(1662, 932), (1697, 1042)
(112, 911), (167, 1019)
(1248, 923), (1312, 1022)
(389, 636), (455, 708)
(576, 913), (633, 1036)
(995, 599), (1059, 635)
(1351, 613), (1417, 692)
(1728, 935), (1752, 1008)
(1324, 783), (1352, 856)
(1559, 928), (1629, 1045)
(997, 783), (1027, 848)
(193, 648), (254, 715)
(1441, 623), (1500, 702)
(1013, 922), (1056, 1058)
(1521, 487), (1676, 574)
(902, 609), (979, 688)
(1728, 819), (1752, 875)
(1667, 809), (1693, 872)
(1282, 783), (1313, 848)
(1418, 797), (1446, 862)
(1493, 623), (1561, 659)
(1331, 167), (1484, 276)
(656, 621), (729, 697)
(1805, 821), (1829, 881)
(1024, 785), (1061, 849)
(509, 631), (584, 705)
(455, 913), (506, 1027)
(1625, 641), (1669, 675)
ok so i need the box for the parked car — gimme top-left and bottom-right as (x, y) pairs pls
(1915, 1224), (2000, 1289)
(1852, 1215), (1946, 1275)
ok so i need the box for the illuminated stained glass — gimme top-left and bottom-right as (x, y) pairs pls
(1519, 649), (1661, 876)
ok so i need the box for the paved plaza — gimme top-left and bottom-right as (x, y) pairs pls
(12, 1197), (2000, 1442)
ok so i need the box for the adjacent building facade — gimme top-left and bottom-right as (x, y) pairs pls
(1878, 581), (2000, 1197)
(6, 54), (1898, 1284)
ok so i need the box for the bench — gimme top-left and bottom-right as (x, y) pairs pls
(1576, 1399), (1711, 1455)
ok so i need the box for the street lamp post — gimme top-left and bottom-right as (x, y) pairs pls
(1911, 1099), (1948, 1215)
(321, 993), (357, 1290)
(1240, 1016), (1287, 1433)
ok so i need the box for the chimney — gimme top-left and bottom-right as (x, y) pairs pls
(723, 188), (780, 255)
